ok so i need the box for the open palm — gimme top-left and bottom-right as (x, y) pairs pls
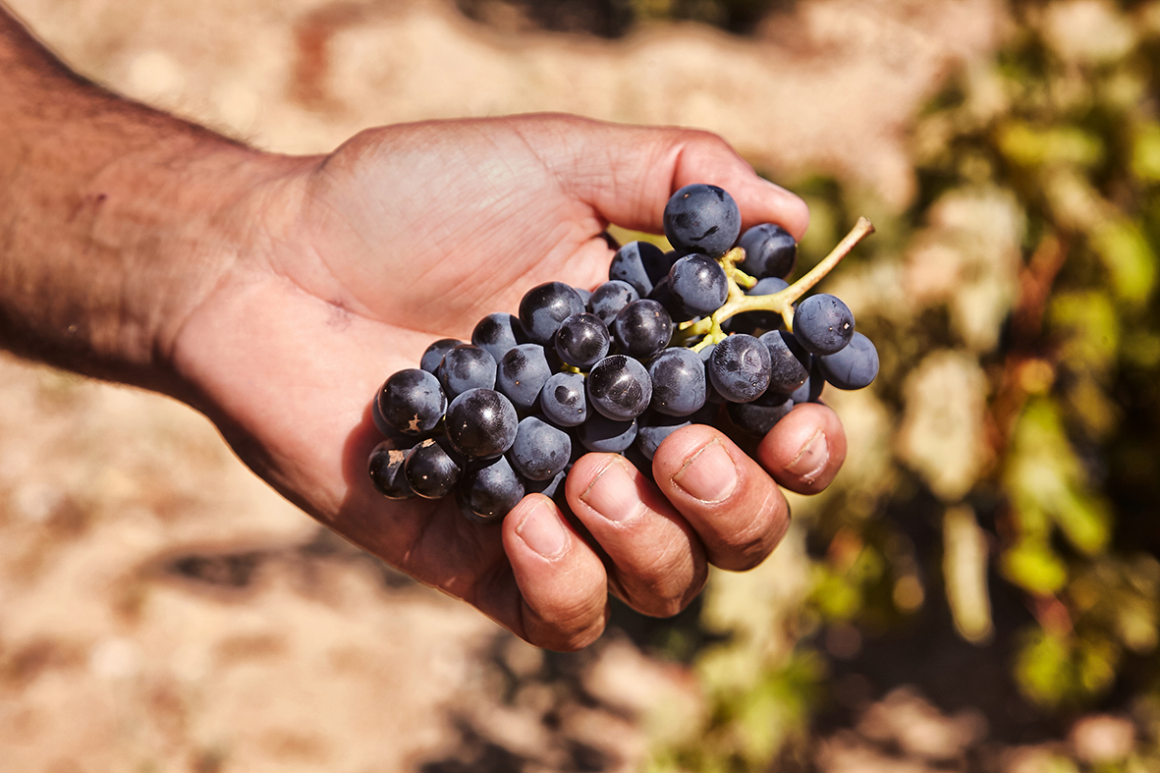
(171, 114), (842, 650)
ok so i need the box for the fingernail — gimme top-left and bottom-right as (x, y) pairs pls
(516, 498), (568, 559)
(787, 429), (829, 483)
(580, 458), (643, 523)
(673, 439), (737, 503)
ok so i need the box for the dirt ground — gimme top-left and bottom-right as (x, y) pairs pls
(0, 1), (1011, 771)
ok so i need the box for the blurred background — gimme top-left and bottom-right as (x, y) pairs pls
(1, 0), (1158, 770)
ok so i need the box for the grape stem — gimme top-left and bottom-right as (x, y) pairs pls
(680, 216), (875, 349)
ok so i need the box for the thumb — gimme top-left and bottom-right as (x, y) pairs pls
(518, 113), (810, 240)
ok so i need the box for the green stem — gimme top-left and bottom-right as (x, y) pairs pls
(682, 217), (874, 338)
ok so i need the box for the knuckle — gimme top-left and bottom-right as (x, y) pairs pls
(624, 553), (708, 619)
(709, 491), (788, 571)
(523, 590), (608, 652)
(539, 621), (606, 653)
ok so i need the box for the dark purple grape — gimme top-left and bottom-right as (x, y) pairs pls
(738, 223), (797, 279)
(518, 282), (586, 345)
(663, 184), (741, 257)
(458, 455), (525, 522)
(669, 254), (728, 316)
(588, 280), (640, 325)
(612, 299), (672, 361)
(587, 354), (652, 421)
(817, 332), (878, 390)
(636, 413), (690, 461)
(578, 413), (638, 453)
(496, 343), (553, 411)
(608, 241), (670, 297)
(790, 358), (826, 404)
(708, 334), (772, 403)
(420, 338), (464, 374)
(368, 438), (415, 499)
(471, 313), (526, 363)
(648, 346), (707, 417)
(404, 437), (463, 499)
(524, 468), (568, 502)
(758, 330), (811, 394)
(554, 313), (611, 369)
(378, 369), (447, 436)
(795, 294), (855, 355)
(445, 388), (519, 459)
(437, 344), (497, 399)
(371, 395), (392, 436)
(727, 390), (794, 436)
(698, 342), (726, 404)
(539, 371), (588, 427)
(509, 416), (572, 481)
(738, 276), (790, 331)
(645, 276), (695, 323)
(636, 403), (719, 461)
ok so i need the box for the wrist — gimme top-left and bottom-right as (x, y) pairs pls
(0, 130), (287, 392)
(0, 7), (312, 396)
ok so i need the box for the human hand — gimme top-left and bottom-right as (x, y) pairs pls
(171, 113), (847, 650)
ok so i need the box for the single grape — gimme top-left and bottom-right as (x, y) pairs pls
(648, 346), (707, 417)
(539, 371), (588, 427)
(608, 241), (670, 297)
(405, 437), (463, 499)
(518, 281), (586, 345)
(738, 223), (797, 279)
(663, 184), (741, 257)
(817, 332), (878, 390)
(458, 455), (525, 522)
(636, 413), (690, 461)
(509, 416), (572, 481)
(612, 299), (672, 361)
(588, 280), (640, 326)
(371, 395), (392, 436)
(587, 354), (653, 421)
(758, 330), (811, 394)
(668, 253), (729, 316)
(726, 390), (794, 436)
(790, 357), (827, 404)
(750, 276), (789, 296)
(554, 312), (611, 369)
(578, 413), (638, 453)
(636, 403), (718, 460)
(496, 343), (553, 411)
(794, 294), (855, 355)
(472, 313), (526, 363)
(368, 438), (414, 499)
(420, 338), (464, 374)
(437, 344), (497, 399)
(445, 388), (519, 459)
(708, 334), (772, 403)
(377, 368), (447, 436)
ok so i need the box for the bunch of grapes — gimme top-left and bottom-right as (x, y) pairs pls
(368, 184), (879, 522)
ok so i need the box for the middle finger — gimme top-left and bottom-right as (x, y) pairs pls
(565, 453), (708, 618)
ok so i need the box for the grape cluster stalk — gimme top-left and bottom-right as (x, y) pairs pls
(368, 184), (879, 522)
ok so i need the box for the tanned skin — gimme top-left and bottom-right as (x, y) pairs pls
(0, 4), (846, 650)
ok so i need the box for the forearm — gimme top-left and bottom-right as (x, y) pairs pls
(0, 6), (285, 394)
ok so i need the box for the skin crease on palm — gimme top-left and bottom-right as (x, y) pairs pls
(0, 54), (840, 650)
(164, 114), (847, 651)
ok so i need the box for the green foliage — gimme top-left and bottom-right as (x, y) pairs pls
(652, 0), (1160, 767)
